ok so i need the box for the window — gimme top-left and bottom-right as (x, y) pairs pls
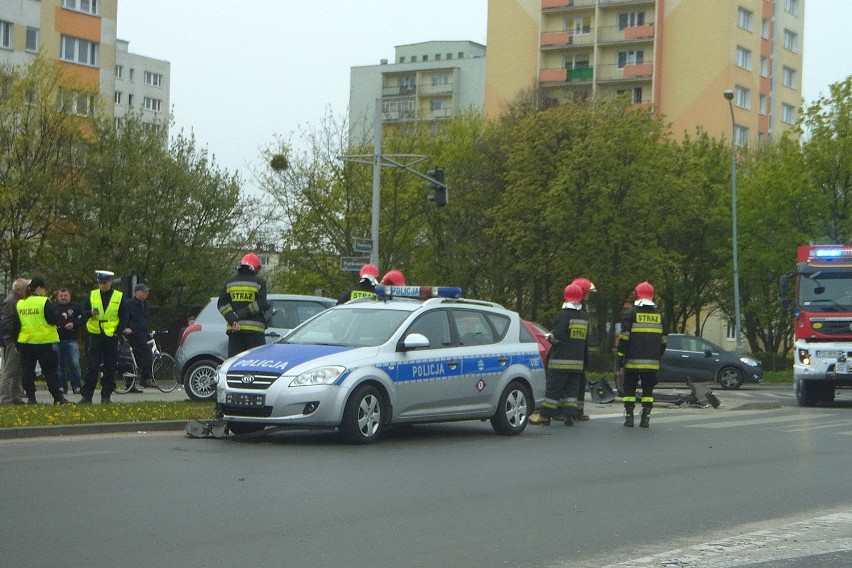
(452, 310), (497, 346)
(762, 19), (770, 39)
(735, 46), (752, 70)
(143, 97), (162, 112)
(737, 8), (753, 31)
(144, 71), (163, 87)
(431, 73), (449, 86)
(783, 29), (798, 51)
(410, 55), (417, 62)
(782, 66), (796, 88)
(115, 65), (123, 78)
(435, 53), (441, 61)
(735, 85), (750, 109)
(632, 87), (642, 104)
(60, 90), (94, 116)
(127, 94), (133, 107)
(759, 94), (767, 115)
(430, 99), (444, 111)
(62, 0), (98, 16)
(422, 54), (428, 62)
(129, 68), (135, 81)
(446, 53), (453, 60)
(114, 91), (122, 104)
(782, 103), (796, 124)
(458, 52), (464, 58)
(407, 311), (451, 350)
(398, 56), (405, 63)
(26, 27), (39, 52)
(785, 0), (799, 16)
(733, 124), (749, 147)
(618, 11), (645, 30)
(0, 21), (10, 50)
(760, 56), (769, 77)
(60, 35), (98, 66)
(617, 50), (644, 68)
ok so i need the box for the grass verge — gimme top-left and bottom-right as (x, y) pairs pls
(0, 401), (217, 429)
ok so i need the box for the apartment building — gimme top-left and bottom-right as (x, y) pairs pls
(485, 0), (805, 145)
(0, 0), (169, 128)
(349, 41), (486, 144)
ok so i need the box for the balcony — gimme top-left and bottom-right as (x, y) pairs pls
(541, 31), (570, 47)
(542, 0), (595, 10)
(597, 24), (655, 43)
(623, 62), (653, 77)
(539, 67), (594, 84)
(420, 83), (454, 96)
(382, 85), (417, 97)
(595, 62), (654, 82)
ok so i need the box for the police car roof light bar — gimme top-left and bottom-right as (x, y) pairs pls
(375, 285), (462, 299)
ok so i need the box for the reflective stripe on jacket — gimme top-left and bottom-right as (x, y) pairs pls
(17, 296), (59, 344)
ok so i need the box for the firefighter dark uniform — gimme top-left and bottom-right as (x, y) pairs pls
(16, 278), (69, 404)
(218, 253), (270, 358)
(617, 281), (667, 428)
(530, 284), (589, 426)
(570, 277), (596, 420)
(337, 264), (379, 305)
(80, 270), (127, 404)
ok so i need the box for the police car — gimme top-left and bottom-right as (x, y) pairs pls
(216, 286), (546, 444)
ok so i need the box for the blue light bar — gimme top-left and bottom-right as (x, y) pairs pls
(814, 248), (843, 258)
(375, 285), (462, 299)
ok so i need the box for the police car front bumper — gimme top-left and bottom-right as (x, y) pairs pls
(218, 380), (351, 428)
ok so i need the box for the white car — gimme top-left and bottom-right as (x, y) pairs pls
(217, 286), (547, 444)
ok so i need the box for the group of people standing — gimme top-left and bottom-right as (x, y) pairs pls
(530, 278), (668, 428)
(0, 270), (153, 405)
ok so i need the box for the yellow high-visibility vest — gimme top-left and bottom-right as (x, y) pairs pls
(17, 296), (59, 344)
(87, 289), (123, 336)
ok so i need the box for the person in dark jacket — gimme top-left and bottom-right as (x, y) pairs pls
(530, 283), (589, 426)
(16, 278), (70, 404)
(123, 283), (154, 390)
(617, 281), (667, 428)
(337, 263), (379, 304)
(218, 253), (270, 358)
(53, 288), (84, 394)
(79, 270), (128, 404)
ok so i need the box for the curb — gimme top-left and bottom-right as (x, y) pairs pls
(0, 420), (189, 440)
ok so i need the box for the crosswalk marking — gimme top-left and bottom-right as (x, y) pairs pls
(686, 413), (833, 429)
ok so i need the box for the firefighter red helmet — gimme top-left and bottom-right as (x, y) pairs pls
(570, 277), (596, 298)
(240, 253), (261, 273)
(634, 281), (654, 300)
(381, 270), (406, 286)
(359, 264), (379, 279)
(563, 283), (584, 303)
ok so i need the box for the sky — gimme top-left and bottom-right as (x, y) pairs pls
(116, 0), (851, 189)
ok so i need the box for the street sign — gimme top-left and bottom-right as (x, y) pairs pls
(353, 238), (373, 253)
(340, 256), (371, 271)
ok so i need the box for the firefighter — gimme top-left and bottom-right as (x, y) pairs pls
(616, 281), (667, 428)
(337, 263), (379, 304)
(16, 278), (71, 404)
(570, 277), (596, 421)
(530, 283), (589, 426)
(218, 253), (270, 358)
(381, 269), (406, 286)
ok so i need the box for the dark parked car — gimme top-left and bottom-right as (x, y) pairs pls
(659, 334), (763, 389)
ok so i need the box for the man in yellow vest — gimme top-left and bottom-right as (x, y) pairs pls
(15, 277), (70, 404)
(79, 270), (128, 404)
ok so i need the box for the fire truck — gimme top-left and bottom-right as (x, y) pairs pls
(789, 245), (852, 406)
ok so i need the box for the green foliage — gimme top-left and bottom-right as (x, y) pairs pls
(0, 401), (216, 428)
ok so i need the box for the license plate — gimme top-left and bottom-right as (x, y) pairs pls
(225, 393), (265, 407)
(836, 362), (848, 374)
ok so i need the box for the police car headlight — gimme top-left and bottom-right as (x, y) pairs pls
(289, 366), (346, 387)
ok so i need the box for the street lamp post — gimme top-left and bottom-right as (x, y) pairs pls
(723, 89), (742, 353)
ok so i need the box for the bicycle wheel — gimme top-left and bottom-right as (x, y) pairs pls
(152, 353), (179, 393)
(114, 370), (134, 394)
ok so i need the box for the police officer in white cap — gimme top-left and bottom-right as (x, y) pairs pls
(79, 270), (128, 404)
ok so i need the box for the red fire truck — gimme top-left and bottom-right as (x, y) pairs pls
(791, 245), (852, 406)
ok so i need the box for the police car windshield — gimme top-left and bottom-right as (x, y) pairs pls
(282, 307), (411, 347)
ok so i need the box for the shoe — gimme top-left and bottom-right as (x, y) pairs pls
(529, 412), (551, 426)
(72, 388), (80, 395)
(54, 397), (72, 405)
(78, 397), (93, 404)
(563, 415), (574, 427)
(624, 414), (634, 427)
(640, 409), (650, 428)
(576, 414), (590, 422)
(128, 386), (144, 393)
(27, 397), (38, 405)
(140, 379), (157, 388)
(101, 397), (112, 404)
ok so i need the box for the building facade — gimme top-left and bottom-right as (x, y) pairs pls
(0, 0), (169, 128)
(485, 0), (805, 145)
(349, 41), (486, 144)
(114, 39), (170, 128)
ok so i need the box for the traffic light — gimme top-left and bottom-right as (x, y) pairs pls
(426, 168), (447, 207)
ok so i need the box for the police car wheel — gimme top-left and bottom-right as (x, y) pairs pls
(490, 380), (532, 436)
(184, 359), (220, 401)
(339, 384), (384, 445)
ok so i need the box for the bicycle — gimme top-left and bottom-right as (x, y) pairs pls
(114, 330), (179, 394)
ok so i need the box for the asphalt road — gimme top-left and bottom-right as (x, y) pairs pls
(2, 384), (851, 567)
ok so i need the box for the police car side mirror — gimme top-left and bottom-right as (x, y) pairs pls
(400, 333), (430, 351)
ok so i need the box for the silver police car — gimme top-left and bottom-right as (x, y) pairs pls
(217, 286), (546, 444)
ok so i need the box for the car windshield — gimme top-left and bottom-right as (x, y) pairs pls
(281, 307), (411, 347)
(798, 272), (852, 311)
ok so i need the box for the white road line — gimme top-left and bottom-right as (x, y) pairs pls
(780, 419), (852, 432)
(686, 414), (834, 429)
